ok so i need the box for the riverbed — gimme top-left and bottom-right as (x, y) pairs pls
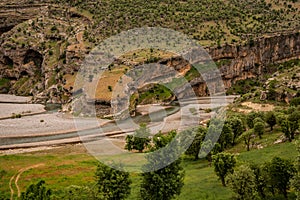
(0, 94), (238, 152)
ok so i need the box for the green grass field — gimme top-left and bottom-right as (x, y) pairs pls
(0, 133), (298, 199)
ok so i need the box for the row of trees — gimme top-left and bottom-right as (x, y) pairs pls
(212, 152), (299, 199)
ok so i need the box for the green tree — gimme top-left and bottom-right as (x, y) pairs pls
(185, 126), (206, 160)
(227, 165), (257, 200)
(239, 129), (254, 151)
(288, 111), (300, 140)
(246, 112), (264, 129)
(281, 119), (293, 142)
(152, 130), (177, 150)
(264, 157), (296, 198)
(95, 163), (131, 200)
(141, 131), (184, 200)
(228, 117), (244, 145)
(250, 164), (267, 199)
(254, 121), (265, 139)
(212, 152), (236, 186)
(199, 140), (222, 163)
(125, 124), (151, 152)
(265, 111), (277, 131)
(125, 135), (134, 151)
(218, 123), (233, 150)
(21, 180), (51, 200)
(292, 141), (300, 200)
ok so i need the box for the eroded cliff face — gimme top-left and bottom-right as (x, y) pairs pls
(0, 4), (91, 104)
(191, 30), (300, 96)
(0, 1), (49, 35)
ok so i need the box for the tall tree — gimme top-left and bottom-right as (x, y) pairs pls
(288, 111), (300, 140)
(218, 123), (233, 150)
(95, 163), (131, 200)
(250, 164), (267, 199)
(185, 126), (206, 160)
(212, 152), (236, 186)
(228, 117), (244, 145)
(264, 157), (296, 199)
(239, 129), (254, 151)
(199, 140), (222, 163)
(281, 119), (293, 142)
(227, 165), (257, 200)
(141, 131), (184, 200)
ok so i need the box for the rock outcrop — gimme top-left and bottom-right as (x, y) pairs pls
(0, 3), (91, 104)
(193, 30), (300, 96)
(0, 2), (49, 35)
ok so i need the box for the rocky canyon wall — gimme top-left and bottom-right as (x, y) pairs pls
(190, 30), (300, 96)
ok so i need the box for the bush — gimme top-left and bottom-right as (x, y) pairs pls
(21, 180), (51, 200)
(11, 113), (21, 119)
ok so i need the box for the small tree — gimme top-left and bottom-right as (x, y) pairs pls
(246, 112), (258, 129)
(265, 111), (277, 131)
(152, 130), (177, 149)
(281, 119), (292, 142)
(288, 111), (300, 140)
(21, 180), (51, 200)
(228, 117), (244, 145)
(185, 126), (206, 160)
(227, 165), (257, 200)
(254, 121), (265, 139)
(212, 152), (236, 186)
(125, 124), (151, 152)
(95, 162), (131, 200)
(199, 140), (222, 163)
(218, 123), (233, 150)
(264, 157), (296, 198)
(239, 129), (254, 151)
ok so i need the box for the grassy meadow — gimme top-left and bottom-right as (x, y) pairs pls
(0, 133), (298, 199)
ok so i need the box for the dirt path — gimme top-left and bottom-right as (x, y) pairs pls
(9, 163), (45, 199)
(9, 174), (15, 200)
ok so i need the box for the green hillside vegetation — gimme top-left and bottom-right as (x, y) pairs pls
(52, 0), (300, 46)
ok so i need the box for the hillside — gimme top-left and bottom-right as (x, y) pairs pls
(0, 1), (299, 199)
(0, 0), (299, 112)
